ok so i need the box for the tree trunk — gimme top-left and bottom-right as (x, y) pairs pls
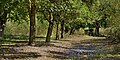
(95, 27), (99, 36)
(0, 22), (4, 37)
(95, 20), (100, 37)
(65, 26), (69, 34)
(69, 28), (74, 35)
(55, 22), (59, 40)
(46, 12), (54, 42)
(28, 0), (36, 45)
(61, 21), (64, 38)
(0, 12), (7, 37)
(46, 22), (54, 42)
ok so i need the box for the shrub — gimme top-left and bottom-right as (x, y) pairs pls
(105, 25), (120, 43)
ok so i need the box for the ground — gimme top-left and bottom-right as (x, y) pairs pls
(0, 35), (120, 60)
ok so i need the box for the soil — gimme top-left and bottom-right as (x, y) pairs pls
(0, 35), (120, 60)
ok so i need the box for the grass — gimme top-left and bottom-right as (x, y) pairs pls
(0, 34), (46, 40)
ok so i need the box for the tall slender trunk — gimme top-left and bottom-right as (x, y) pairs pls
(55, 22), (59, 40)
(95, 20), (100, 37)
(46, 12), (54, 42)
(95, 27), (99, 36)
(65, 26), (69, 33)
(69, 28), (75, 35)
(28, 0), (36, 45)
(46, 22), (54, 42)
(61, 21), (64, 38)
(0, 22), (4, 37)
(0, 12), (7, 37)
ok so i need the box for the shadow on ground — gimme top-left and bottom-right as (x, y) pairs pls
(0, 47), (41, 59)
(66, 38), (120, 60)
(47, 51), (68, 59)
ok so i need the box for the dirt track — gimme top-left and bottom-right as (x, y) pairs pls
(0, 35), (119, 60)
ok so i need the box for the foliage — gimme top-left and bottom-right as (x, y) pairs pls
(0, 0), (28, 23)
(0, 0), (120, 43)
(36, 0), (79, 23)
(102, 0), (120, 43)
(105, 26), (120, 43)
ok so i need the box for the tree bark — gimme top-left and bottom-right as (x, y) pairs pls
(46, 12), (54, 42)
(95, 20), (100, 37)
(65, 26), (69, 34)
(46, 22), (54, 42)
(61, 21), (64, 38)
(0, 22), (4, 37)
(0, 12), (7, 37)
(28, 0), (36, 45)
(55, 22), (59, 40)
(69, 28), (75, 35)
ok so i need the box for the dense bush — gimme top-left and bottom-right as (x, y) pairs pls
(105, 25), (120, 43)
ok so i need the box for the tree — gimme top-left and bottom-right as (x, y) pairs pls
(37, 0), (55, 42)
(46, 12), (54, 42)
(61, 21), (64, 38)
(102, 0), (120, 43)
(27, 0), (36, 45)
(55, 22), (59, 40)
(0, 0), (19, 36)
(0, 0), (30, 37)
(0, 0), (36, 45)
(37, 0), (79, 42)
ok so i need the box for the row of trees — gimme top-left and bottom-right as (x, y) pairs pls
(0, 0), (120, 45)
(0, 0), (79, 45)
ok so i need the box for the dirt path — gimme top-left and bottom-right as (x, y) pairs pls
(0, 35), (120, 60)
